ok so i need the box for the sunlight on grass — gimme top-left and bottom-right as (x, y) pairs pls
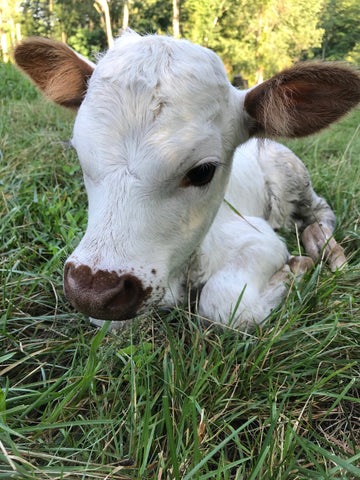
(1, 64), (360, 479)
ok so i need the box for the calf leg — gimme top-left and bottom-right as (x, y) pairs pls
(198, 267), (288, 330)
(287, 255), (314, 275)
(199, 253), (314, 331)
(196, 216), (307, 330)
(258, 141), (346, 271)
(302, 222), (347, 271)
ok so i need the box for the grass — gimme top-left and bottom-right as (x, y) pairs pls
(1, 61), (360, 479)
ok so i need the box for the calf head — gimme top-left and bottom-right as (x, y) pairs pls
(15, 32), (360, 321)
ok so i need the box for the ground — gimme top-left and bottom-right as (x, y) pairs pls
(1, 62), (360, 479)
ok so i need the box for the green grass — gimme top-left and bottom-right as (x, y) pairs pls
(1, 62), (360, 479)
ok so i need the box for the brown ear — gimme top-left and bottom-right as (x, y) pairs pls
(244, 62), (360, 138)
(14, 37), (94, 109)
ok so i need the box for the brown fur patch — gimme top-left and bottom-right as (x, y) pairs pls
(14, 37), (94, 109)
(244, 62), (360, 138)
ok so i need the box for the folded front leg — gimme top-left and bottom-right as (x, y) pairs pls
(198, 252), (316, 330)
(196, 216), (293, 330)
(198, 265), (288, 329)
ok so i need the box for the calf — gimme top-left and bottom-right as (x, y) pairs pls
(15, 31), (360, 329)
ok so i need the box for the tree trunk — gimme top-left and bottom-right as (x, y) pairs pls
(122, 0), (129, 30)
(254, 66), (264, 84)
(1, 33), (8, 62)
(16, 22), (21, 41)
(172, 0), (180, 38)
(95, 0), (114, 48)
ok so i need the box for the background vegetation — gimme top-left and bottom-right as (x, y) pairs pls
(1, 0), (360, 83)
(1, 0), (360, 478)
(1, 35), (360, 478)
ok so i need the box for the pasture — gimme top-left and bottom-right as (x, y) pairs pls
(1, 62), (360, 479)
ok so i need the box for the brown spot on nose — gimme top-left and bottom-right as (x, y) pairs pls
(64, 262), (152, 320)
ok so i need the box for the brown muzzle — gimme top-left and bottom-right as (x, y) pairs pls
(63, 262), (152, 320)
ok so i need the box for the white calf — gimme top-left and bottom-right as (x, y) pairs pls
(15, 32), (360, 329)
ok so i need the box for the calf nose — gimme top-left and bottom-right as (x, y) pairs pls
(64, 262), (152, 320)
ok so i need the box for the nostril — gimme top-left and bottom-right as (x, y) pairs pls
(63, 262), (153, 320)
(104, 275), (143, 312)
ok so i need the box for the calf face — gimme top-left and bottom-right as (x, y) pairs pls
(15, 32), (360, 321)
(64, 34), (241, 320)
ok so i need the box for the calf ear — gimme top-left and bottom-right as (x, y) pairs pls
(244, 62), (360, 138)
(14, 37), (94, 110)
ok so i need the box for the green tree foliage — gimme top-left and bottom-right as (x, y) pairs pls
(347, 43), (360, 65)
(0, 0), (22, 61)
(21, 0), (52, 38)
(182, 0), (325, 84)
(314, 0), (360, 61)
(21, 0), (107, 58)
(13, 0), (360, 84)
(129, 0), (172, 34)
(19, 0), (171, 56)
(0, 0), (22, 35)
(182, 0), (227, 46)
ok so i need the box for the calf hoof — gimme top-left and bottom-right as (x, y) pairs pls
(288, 256), (314, 276)
(302, 223), (347, 272)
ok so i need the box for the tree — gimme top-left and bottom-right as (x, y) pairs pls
(127, 0), (172, 34)
(182, 0), (227, 46)
(20, 0), (107, 58)
(183, 0), (325, 84)
(15, 0), (358, 83)
(21, 0), (53, 38)
(172, 0), (180, 38)
(122, 0), (129, 29)
(314, 0), (360, 61)
(0, 0), (22, 61)
(94, 0), (113, 47)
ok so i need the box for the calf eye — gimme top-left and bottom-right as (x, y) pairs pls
(182, 163), (217, 188)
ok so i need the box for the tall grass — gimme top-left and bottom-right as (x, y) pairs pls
(1, 62), (360, 479)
